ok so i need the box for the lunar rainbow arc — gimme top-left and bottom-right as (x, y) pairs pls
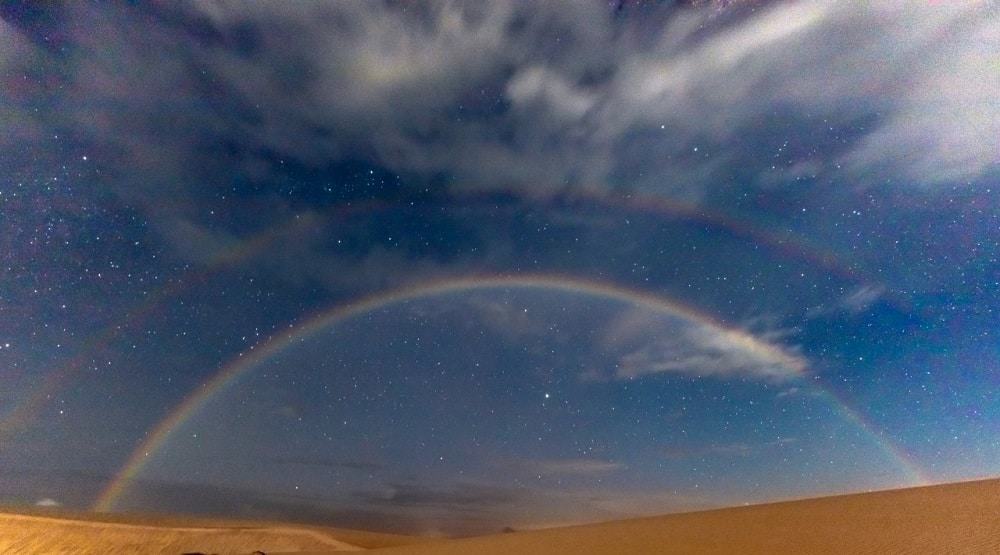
(93, 274), (926, 511)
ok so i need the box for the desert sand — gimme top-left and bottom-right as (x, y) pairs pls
(2, 478), (998, 554)
(0, 509), (421, 554)
(356, 478), (1000, 555)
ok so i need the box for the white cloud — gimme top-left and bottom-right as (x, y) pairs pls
(601, 307), (805, 381)
(839, 4), (1000, 186)
(507, 66), (599, 123)
(4, 1), (995, 224)
(35, 498), (61, 507)
(287, 0), (995, 195)
(615, 325), (802, 381)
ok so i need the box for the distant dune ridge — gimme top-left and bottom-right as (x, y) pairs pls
(2, 478), (998, 554)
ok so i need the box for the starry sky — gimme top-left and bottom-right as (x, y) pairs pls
(1, 0), (998, 536)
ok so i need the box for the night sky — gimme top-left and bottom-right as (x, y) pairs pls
(1, 0), (998, 536)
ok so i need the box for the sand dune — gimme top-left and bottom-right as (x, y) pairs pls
(357, 478), (1000, 555)
(2, 478), (998, 554)
(0, 510), (419, 554)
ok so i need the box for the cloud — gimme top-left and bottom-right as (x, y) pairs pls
(663, 437), (797, 461)
(232, 1), (996, 192)
(839, 285), (885, 313)
(4, 2), (994, 218)
(267, 456), (383, 473)
(516, 458), (625, 477)
(839, 4), (1000, 187)
(354, 482), (519, 509)
(34, 497), (61, 507)
(2, 1), (993, 305)
(0, 464), (110, 510)
(160, 212), (476, 293)
(0, 18), (25, 69)
(167, 219), (244, 266)
(775, 386), (800, 398)
(598, 307), (805, 381)
(347, 480), (720, 534)
(615, 325), (802, 380)
(807, 284), (886, 319)
(113, 477), (429, 535)
(0, 463), (712, 536)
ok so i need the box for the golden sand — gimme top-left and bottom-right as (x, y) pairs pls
(2, 478), (997, 554)
(0, 509), (419, 554)
(362, 478), (1000, 555)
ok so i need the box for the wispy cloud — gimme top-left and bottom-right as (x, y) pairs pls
(840, 286), (886, 314)
(663, 437), (797, 461)
(776, 387), (800, 399)
(597, 307), (806, 381)
(807, 284), (886, 319)
(267, 456), (383, 473)
(516, 458), (625, 477)
(1, 1), (992, 310)
(353, 482), (519, 510)
(4, 2), (994, 222)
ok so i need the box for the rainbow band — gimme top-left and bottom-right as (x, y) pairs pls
(4, 190), (889, 438)
(811, 384), (928, 487)
(94, 274), (921, 511)
(93, 274), (801, 510)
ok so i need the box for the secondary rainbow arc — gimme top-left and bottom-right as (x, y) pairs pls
(3, 191), (892, 439)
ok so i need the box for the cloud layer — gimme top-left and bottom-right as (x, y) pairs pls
(4, 1), (996, 214)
